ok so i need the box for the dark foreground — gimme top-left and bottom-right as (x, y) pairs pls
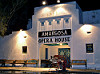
(0, 70), (99, 74)
(0, 67), (100, 74)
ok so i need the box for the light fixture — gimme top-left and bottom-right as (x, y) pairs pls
(81, 24), (92, 34)
(19, 29), (27, 38)
(42, 1), (46, 5)
(57, 0), (60, 3)
(24, 36), (27, 38)
(20, 29), (23, 32)
(87, 31), (91, 34)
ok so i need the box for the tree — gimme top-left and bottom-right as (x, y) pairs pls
(0, 0), (27, 37)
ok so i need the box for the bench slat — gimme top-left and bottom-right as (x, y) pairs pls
(72, 60), (87, 65)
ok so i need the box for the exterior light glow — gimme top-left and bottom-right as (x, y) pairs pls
(81, 24), (93, 34)
(17, 31), (27, 46)
(18, 30), (27, 39)
(42, 7), (51, 13)
(60, 43), (62, 45)
(20, 29), (23, 32)
(42, 1), (46, 5)
(54, 7), (67, 15)
(57, 0), (60, 3)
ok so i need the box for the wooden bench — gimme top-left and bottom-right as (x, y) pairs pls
(41, 59), (52, 67)
(25, 59), (38, 67)
(71, 60), (87, 68)
(5, 60), (15, 66)
(14, 60), (27, 67)
(0, 59), (38, 67)
(0, 59), (6, 66)
(0, 59), (15, 67)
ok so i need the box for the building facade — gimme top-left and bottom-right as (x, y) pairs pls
(0, 1), (100, 69)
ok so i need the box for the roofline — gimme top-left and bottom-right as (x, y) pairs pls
(34, 1), (77, 10)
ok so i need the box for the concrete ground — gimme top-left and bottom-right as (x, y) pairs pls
(0, 67), (100, 73)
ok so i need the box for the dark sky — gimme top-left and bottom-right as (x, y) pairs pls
(27, 0), (100, 19)
(29, 0), (100, 11)
(7, 0), (100, 32)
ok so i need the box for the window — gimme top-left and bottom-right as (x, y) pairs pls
(65, 18), (69, 23)
(57, 20), (60, 24)
(55, 18), (61, 24)
(92, 15), (95, 18)
(22, 46), (27, 54)
(86, 43), (93, 53)
(48, 19), (53, 25)
(41, 22), (44, 26)
(49, 21), (52, 25)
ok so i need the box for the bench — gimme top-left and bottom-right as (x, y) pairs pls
(13, 60), (27, 67)
(26, 59), (38, 67)
(41, 59), (52, 67)
(5, 60), (15, 66)
(71, 60), (87, 69)
(0, 59), (38, 67)
(0, 59), (15, 67)
(0, 59), (6, 66)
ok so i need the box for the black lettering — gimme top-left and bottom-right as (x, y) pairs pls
(50, 38), (53, 42)
(55, 38), (58, 42)
(58, 38), (61, 42)
(67, 37), (70, 41)
(45, 38), (49, 43)
(38, 39), (43, 43)
(62, 38), (65, 42)
(65, 37), (70, 42)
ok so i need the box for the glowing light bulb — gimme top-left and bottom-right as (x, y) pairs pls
(57, 0), (60, 3)
(42, 1), (46, 5)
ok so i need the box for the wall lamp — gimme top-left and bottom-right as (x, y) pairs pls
(20, 29), (27, 38)
(87, 31), (91, 34)
(24, 36), (27, 38)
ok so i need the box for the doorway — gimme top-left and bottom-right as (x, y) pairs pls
(58, 48), (70, 68)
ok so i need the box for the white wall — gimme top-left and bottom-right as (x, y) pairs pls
(0, 15), (38, 60)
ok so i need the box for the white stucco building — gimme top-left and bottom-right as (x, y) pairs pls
(0, 1), (100, 69)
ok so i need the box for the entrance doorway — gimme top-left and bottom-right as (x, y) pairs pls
(39, 43), (70, 67)
(58, 48), (70, 68)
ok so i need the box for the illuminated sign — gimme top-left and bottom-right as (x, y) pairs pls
(38, 29), (71, 37)
(38, 37), (70, 43)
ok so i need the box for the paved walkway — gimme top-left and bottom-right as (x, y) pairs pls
(0, 67), (100, 73)
(0, 67), (56, 72)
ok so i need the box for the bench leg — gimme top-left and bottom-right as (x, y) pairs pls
(12, 64), (15, 67)
(23, 64), (27, 67)
(1, 63), (5, 67)
(36, 63), (38, 67)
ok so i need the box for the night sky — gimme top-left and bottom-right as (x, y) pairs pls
(7, 0), (100, 33)
(30, 0), (100, 12)
(28, 0), (100, 19)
